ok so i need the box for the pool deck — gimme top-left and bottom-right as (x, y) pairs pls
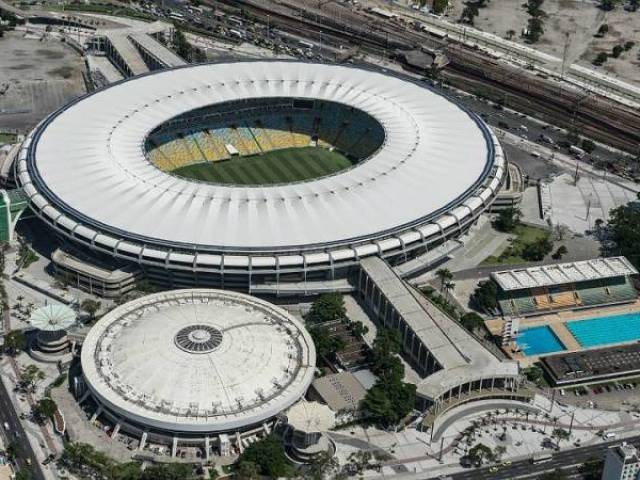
(486, 299), (640, 367)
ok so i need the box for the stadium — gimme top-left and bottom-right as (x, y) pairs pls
(17, 61), (506, 289)
(78, 289), (316, 454)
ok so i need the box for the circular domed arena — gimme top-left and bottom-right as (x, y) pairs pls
(79, 289), (315, 456)
(18, 61), (505, 289)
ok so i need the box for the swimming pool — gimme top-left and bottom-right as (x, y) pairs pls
(567, 312), (640, 348)
(516, 326), (566, 356)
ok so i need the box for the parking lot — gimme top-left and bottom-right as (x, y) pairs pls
(566, 379), (640, 411)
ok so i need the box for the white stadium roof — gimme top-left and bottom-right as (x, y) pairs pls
(18, 61), (504, 271)
(81, 289), (316, 433)
(491, 256), (638, 291)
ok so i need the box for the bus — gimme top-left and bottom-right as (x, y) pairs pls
(531, 452), (553, 464)
(298, 40), (314, 50)
(228, 16), (243, 28)
(168, 12), (184, 21)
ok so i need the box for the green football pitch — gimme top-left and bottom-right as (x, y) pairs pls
(171, 147), (355, 185)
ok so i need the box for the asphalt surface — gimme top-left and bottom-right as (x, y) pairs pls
(449, 435), (640, 480)
(0, 361), (46, 480)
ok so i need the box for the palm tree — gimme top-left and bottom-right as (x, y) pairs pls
(436, 268), (453, 292)
(444, 281), (456, 303)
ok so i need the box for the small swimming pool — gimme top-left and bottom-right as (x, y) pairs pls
(517, 326), (566, 356)
(567, 312), (640, 348)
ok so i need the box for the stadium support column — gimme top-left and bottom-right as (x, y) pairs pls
(90, 405), (103, 422)
(204, 436), (210, 461)
(171, 436), (178, 458)
(139, 431), (148, 450)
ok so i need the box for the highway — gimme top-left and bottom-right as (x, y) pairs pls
(0, 364), (46, 480)
(449, 435), (640, 479)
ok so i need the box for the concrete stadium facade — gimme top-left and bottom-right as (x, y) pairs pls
(17, 61), (506, 289)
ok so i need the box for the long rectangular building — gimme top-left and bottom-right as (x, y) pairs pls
(358, 257), (521, 413)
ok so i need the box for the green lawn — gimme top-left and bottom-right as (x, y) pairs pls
(482, 224), (552, 266)
(0, 133), (17, 144)
(172, 147), (354, 185)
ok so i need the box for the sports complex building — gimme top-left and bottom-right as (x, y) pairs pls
(77, 289), (315, 457)
(16, 61), (507, 290)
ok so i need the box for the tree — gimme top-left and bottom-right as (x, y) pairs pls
(596, 24), (609, 36)
(371, 328), (401, 362)
(301, 451), (339, 480)
(473, 280), (498, 313)
(523, 365), (544, 384)
(526, 0), (545, 16)
(607, 201), (640, 268)
(361, 328), (416, 428)
(237, 435), (293, 478)
(525, 16), (545, 43)
(309, 293), (345, 323)
(552, 428), (570, 445)
(14, 468), (33, 480)
(466, 443), (494, 466)
(350, 320), (369, 339)
(600, 0), (617, 10)
(444, 280), (456, 302)
(521, 236), (553, 261)
(432, 0), (448, 14)
(624, 41), (635, 51)
(460, 312), (484, 332)
(551, 245), (568, 260)
(173, 27), (193, 61)
(506, 29), (516, 40)
(460, 5), (479, 24)
(140, 463), (194, 480)
(361, 378), (416, 428)
(309, 326), (345, 360)
(33, 398), (57, 423)
(3, 330), (26, 355)
(611, 44), (624, 58)
(20, 365), (44, 393)
(346, 451), (373, 474)
(593, 52), (609, 66)
(236, 461), (260, 480)
(493, 445), (506, 461)
(435, 268), (453, 291)
(81, 299), (101, 320)
(495, 207), (521, 232)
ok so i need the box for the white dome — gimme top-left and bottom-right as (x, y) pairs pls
(81, 289), (316, 433)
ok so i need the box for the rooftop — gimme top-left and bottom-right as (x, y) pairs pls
(311, 372), (367, 412)
(81, 289), (316, 433)
(21, 61), (503, 259)
(491, 257), (638, 292)
(541, 342), (640, 385)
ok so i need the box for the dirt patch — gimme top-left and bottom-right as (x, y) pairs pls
(34, 49), (65, 60)
(47, 66), (75, 79)
(10, 63), (34, 70)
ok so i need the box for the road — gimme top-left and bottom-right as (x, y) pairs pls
(449, 435), (640, 479)
(0, 364), (46, 480)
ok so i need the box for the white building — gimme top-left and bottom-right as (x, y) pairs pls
(79, 289), (316, 457)
(602, 443), (640, 480)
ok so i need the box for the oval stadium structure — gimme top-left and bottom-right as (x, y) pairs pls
(80, 289), (315, 445)
(17, 61), (506, 288)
